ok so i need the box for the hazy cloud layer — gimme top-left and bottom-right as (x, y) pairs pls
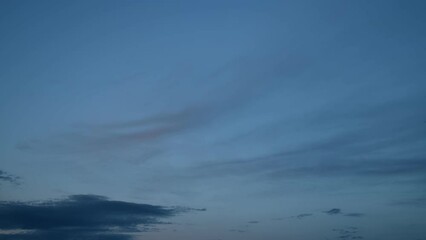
(0, 194), (199, 240)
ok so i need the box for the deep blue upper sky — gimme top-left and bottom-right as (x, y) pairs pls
(1, 1), (426, 240)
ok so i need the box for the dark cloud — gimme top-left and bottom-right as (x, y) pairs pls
(324, 209), (365, 218)
(0, 170), (20, 185)
(0, 231), (133, 240)
(324, 208), (341, 215)
(0, 194), (200, 240)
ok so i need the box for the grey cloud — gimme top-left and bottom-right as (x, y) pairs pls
(0, 170), (20, 185)
(0, 194), (200, 240)
(324, 208), (341, 215)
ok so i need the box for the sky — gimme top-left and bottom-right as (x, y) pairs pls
(1, 0), (426, 239)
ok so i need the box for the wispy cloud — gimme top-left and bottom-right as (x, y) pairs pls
(344, 213), (364, 217)
(0, 170), (20, 185)
(0, 194), (202, 240)
(193, 151), (426, 182)
(393, 197), (426, 207)
(16, 53), (309, 158)
(293, 213), (313, 219)
(16, 107), (205, 155)
(323, 209), (364, 218)
(324, 208), (341, 215)
(332, 227), (363, 240)
(190, 93), (426, 184)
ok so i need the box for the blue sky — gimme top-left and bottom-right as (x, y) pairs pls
(1, 1), (426, 240)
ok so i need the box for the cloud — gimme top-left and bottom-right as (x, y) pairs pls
(16, 108), (205, 155)
(194, 153), (426, 184)
(393, 197), (426, 207)
(344, 213), (364, 217)
(0, 194), (201, 240)
(324, 208), (341, 215)
(0, 231), (133, 240)
(155, 95), (426, 201)
(190, 94), (426, 184)
(332, 227), (363, 240)
(13, 52), (316, 179)
(16, 53), (304, 157)
(271, 158), (426, 179)
(294, 213), (313, 219)
(323, 209), (365, 218)
(0, 170), (20, 185)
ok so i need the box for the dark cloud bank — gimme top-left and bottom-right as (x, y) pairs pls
(0, 194), (201, 240)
